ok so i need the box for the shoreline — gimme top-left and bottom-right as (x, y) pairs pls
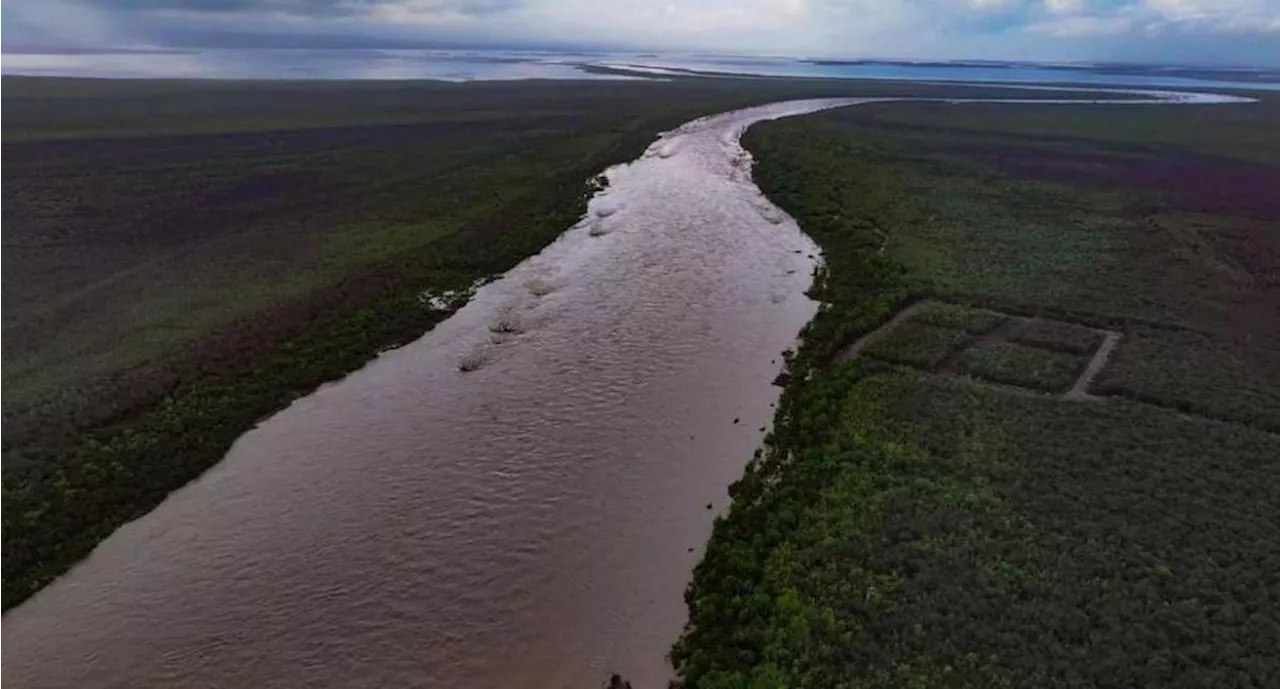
(2, 93), (839, 688)
(3, 76), (1177, 611)
(0, 113), (681, 610)
(671, 87), (1277, 686)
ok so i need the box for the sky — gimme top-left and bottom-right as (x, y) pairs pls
(4, 0), (1279, 66)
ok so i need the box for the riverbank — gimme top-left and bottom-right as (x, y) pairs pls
(673, 94), (1280, 685)
(1, 76), (796, 609)
(3, 91), (920, 689)
(3, 76), (1108, 611)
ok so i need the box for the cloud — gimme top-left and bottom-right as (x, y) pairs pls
(1025, 0), (1280, 38)
(1028, 12), (1138, 37)
(1043, 0), (1084, 14)
(3, 0), (139, 50)
(967, 0), (1022, 10)
(81, 0), (519, 15)
(3, 0), (1279, 64)
(142, 0), (524, 34)
(1143, 0), (1280, 31)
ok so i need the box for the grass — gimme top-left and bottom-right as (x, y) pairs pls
(956, 342), (1087, 393)
(862, 322), (970, 369)
(674, 90), (1280, 686)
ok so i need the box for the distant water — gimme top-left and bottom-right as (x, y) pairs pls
(602, 54), (1280, 92)
(3, 48), (1279, 91)
(0, 49), (638, 81)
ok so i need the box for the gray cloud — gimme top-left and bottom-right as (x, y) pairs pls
(3, 0), (533, 52)
(84, 0), (521, 17)
(3, 0), (1278, 65)
(4, 0), (138, 51)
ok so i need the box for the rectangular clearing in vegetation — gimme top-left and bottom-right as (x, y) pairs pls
(955, 341), (1088, 393)
(841, 298), (1117, 399)
(861, 320), (971, 368)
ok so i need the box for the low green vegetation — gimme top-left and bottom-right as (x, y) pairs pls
(956, 342), (1087, 392)
(912, 301), (1007, 334)
(674, 92), (1280, 686)
(1099, 325), (1280, 431)
(840, 95), (1280, 165)
(862, 322), (970, 369)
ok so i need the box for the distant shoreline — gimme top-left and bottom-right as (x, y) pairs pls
(3, 49), (1279, 91)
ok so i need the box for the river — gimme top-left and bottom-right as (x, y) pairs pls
(2, 98), (865, 689)
(2, 90), (1253, 689)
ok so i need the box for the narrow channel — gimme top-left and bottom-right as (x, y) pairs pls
(3, 90), (1250, 688)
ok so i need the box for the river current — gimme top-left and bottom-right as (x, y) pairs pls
(2, 89), (1253, 688)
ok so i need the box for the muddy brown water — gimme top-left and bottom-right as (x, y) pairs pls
(2, 99), (864, 689)
(3, 90), (1252, 689)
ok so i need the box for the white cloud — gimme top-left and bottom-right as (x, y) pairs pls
(1143, 0), (1280, 31)
(1027, 0), (1280, 38)
(967, 0), (1021, 11)
(1044, 0), (1085, 15)
(342, 0), (1280, 49)
(1028, 13), (1137, 36)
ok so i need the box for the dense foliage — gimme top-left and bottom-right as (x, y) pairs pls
(863, 322), (971, 369)
(1098, 325), (1280, 431)
(672, 99), (1280, 686)
(954, 342), (1087, 393)
(912, 302), (1007, 335)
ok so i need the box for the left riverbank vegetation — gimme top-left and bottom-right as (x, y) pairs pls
(673, 91), (1280, 686)
(2, 76), (1099, 610)
(1, 76), (747, 608)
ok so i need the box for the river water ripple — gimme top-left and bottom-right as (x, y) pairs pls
(2, 89), (1253, 689)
